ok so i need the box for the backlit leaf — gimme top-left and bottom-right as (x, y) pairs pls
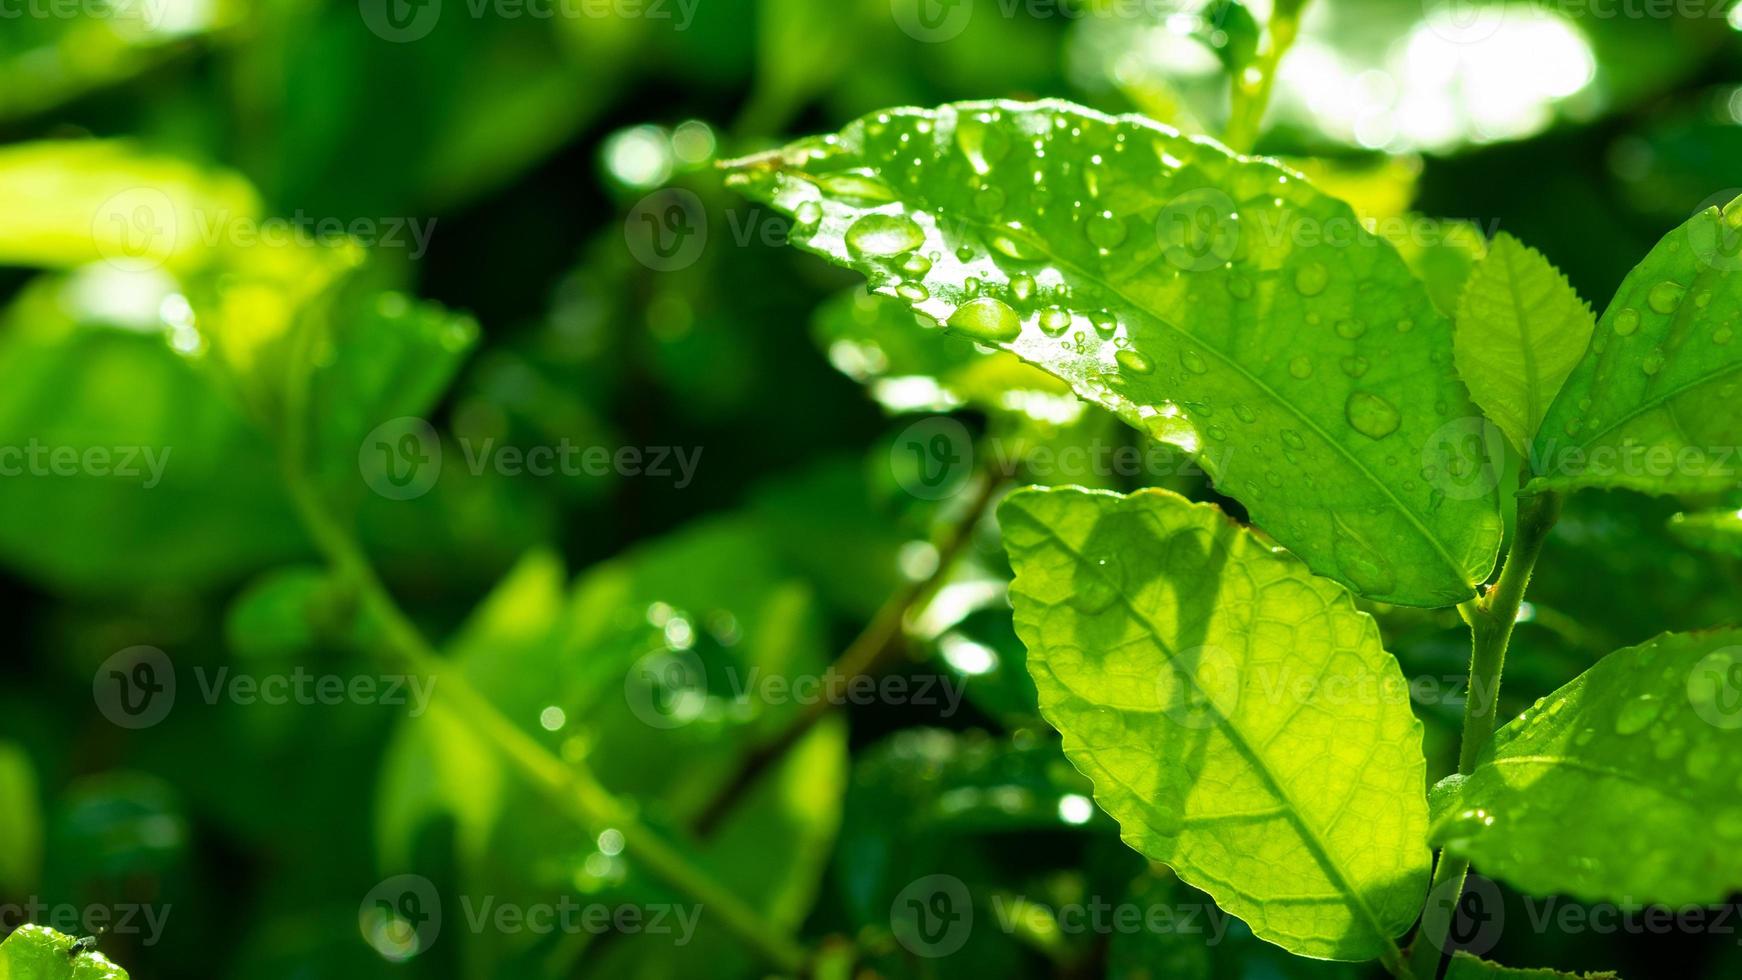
(1444, 952), (1620, 980)
(0, 924), (128, 980)
(1455, 232), (1596, 452)
(1528, 196), (1742, 495)
(726, 99), (1501, 606)
(1430, 629), (1742, 905)
(999, 486), (1430, 962)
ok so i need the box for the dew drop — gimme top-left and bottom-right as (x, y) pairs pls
(1227, 275), (1253, 299)
(1288, 355), (1314, 379)
(1038, 306), (1073, 335)
(793, 201), (823, 229)
(1335, 318), (1367, 340)
(1345, 391), (1401, 440)
(1088, 310), (1118, 337)
(1087, 210), (1128, 250)
(815, 172), (897, 204)
(1281, 429), (1306, 450)
(1180, 350), (1208, 375)
(1233, 403), (1257, 424)
(1294, 262), (1329, 296)
(896, 283), (929, 302)
(1340, 355), (1369, 378)
(845, 213), (924, 257)
(1395, 318), (1414, 333)
(1641, 349), (1665, 377)
(1115, 348), (1155, 375)
(1010, 274), (1037, 305)
(900, 252), (933, 276)
(1715, 327), (1734, 345)
(1613, 694), (1661, 735)
(955, 244), (975, 263)
(1647, 281), (1686, 315)
(946, 297), (1022, 343)
(1613, 308), (1641, 336)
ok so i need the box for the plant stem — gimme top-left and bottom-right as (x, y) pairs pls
(1404, 492), (1561, 980)
(693, 472), (1004, 835)
(1223, 1), (1307, 154)
(280, 470), (809, 973)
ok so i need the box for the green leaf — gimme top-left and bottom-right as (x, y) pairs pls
(1444, 952), (1620, 980)
(1667, 507), (1742, 559)
(1454, 232), (1596, 452)
(726, 99), (1500, 606)
(0, 924), (128, 980)
(1430, 628), (1742, 905)
(1528, 196), (1742, 495)
(998, 486), (1430, 962)
(0, 742), (41, 896)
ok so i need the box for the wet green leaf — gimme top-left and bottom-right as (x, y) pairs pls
(0, 924), (129, 980)
(726, 99), (1501, 606)
(1430, 629), (1742, 905)
(1444, 952), (1620, 980)
(999, 486), (1430, 962)
(1455, 232), (1596, 452)
(1528, 196), (1742, 495)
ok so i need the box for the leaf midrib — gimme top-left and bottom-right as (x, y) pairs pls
(908, 142), (1473, 594)
(1023, 511), (1407, 962)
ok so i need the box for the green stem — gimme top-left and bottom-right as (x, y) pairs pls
(692, 472), (1004, 836)
(1404, 492), (1561, 980)
(281, 471), (808, 974)
(1223, 2), (1306, 154)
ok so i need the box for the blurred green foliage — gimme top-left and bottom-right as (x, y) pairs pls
(0, 1), (1740, 978)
